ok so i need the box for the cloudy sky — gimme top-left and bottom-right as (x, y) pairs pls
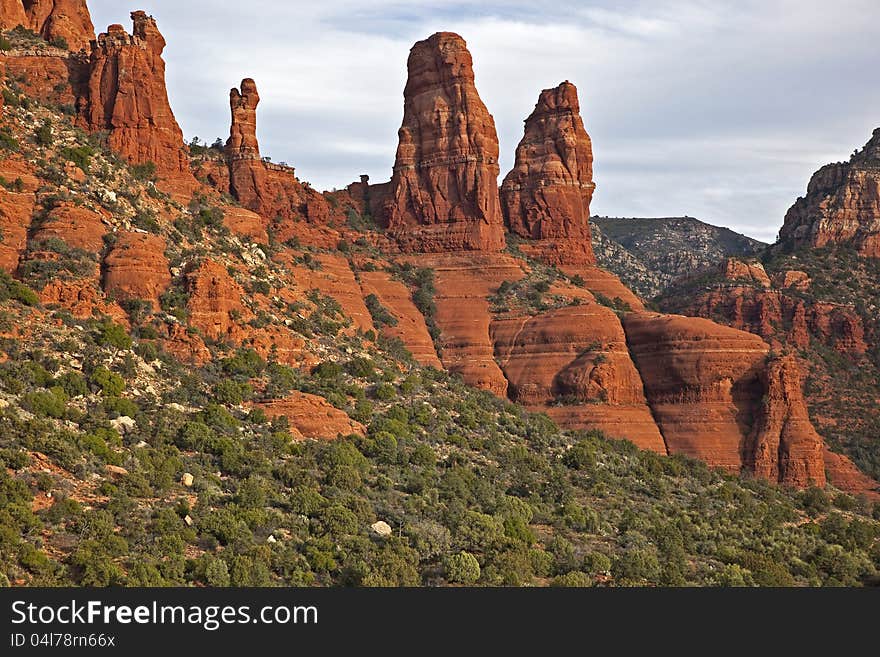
(88, 1), (880, 242)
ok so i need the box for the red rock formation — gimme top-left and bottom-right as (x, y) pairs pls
(563, 264), (645, 310)
(0, 1), (28, 28)
(0, 157), (36, 273)
(501, 81), (596, 265)
(669, 260), (867, 356)
(772, 269), (810, 291)
(720, 258), (771, 288)
(222, 206), (268, 244)
(102, 231), (170, 305)
(23, 0), (95, 52)
(382, 32), (505, 252)
(747, 355), (825, 486)
(623, 312), (770, 472)
(198, 78), (333, 228)
(289, 252), (375, 333)
(227, 78), (260, 156)
(185, 259), (249, 341)
(623, 312), (836, 484)
(162, 323), (211, 366)
(823, 448), (879, 496)
(40, 279), (128, 325)
(0, 51), (81, 107)
(255, 391), (366, 440)
(31, 203), (106, 251)
(414, 252), (523, 395)
(358, 269), (442, 367)
(491, 304), (666, 452)
(80, 12), (190, 177)
(779, 128), (880, 257)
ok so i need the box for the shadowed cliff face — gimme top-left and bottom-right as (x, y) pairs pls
(779, 128), (880, 258)
(382, 32), (505, 253)
(501, 81), (596, 266)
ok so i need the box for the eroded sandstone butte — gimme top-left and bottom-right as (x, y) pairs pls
(747, 355), (826, 487)
(1, 0), (95, 52)
(381, 32), (505, 252)
(79, 12), (191, 178)
(623, 312), (825, 485)
(778, 128), (880, 257)
(501, 81), (596, 265)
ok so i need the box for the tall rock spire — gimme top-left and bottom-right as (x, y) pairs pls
(227, 78), (261, 157)
(383, 32), (505, 252)
(501, 81), (596, 265)
(80, 11), (189, 175)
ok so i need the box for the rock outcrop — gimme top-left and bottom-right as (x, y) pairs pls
(1, 0), (95, 52)
(31, 203), (106, 252)
(358, 269), (442, 367)
(501, 81), (595, 265)
(79, 12), (190, 177)
(382, 32), (505, 252)
(0, 156), (37, 273)
(255, 392), (366, 440)
(624, 312), (771, 473)
(662, 258), (867, 356)
(720, 258), (771, 288)
(747, 355), (826, 487)
(778, 128), (880, 257)
(185, 259), (249, 341)
(102, 231), (170, 305)
(491, 304), (666, 452)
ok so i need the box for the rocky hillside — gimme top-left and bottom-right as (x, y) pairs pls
(591, 216), (766, 299)
(0, 3), (879, 587)
(660, 127), (880, 484)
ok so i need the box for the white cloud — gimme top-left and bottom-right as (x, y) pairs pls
(86, 1), (880, 241)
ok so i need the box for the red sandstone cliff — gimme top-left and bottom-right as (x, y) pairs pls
(382, 32), (505, 252)
(1, 0), (94, 52)
(623, 312), (827, 483)
(501, 81), (596, 265)
(778, 128), (880, 257)
(747, 355), (826, 487)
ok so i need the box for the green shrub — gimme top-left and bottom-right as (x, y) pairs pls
(34, 121), (52, 146)
(374, 383), (396, 401)
(213, 380), (253, 405)
(96, 321), (132, 350)
(365, 294), (398, 328)
(55, 371), (88, 398)
(444, 551), (481, 584)
(59, 145), (94, 172)
(0, 271), (39, 306)
(0, 129), (19, 151)
(90, 367), (124, 396)
(21, 388), (68, 418)
(130, 161), (157, 182)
